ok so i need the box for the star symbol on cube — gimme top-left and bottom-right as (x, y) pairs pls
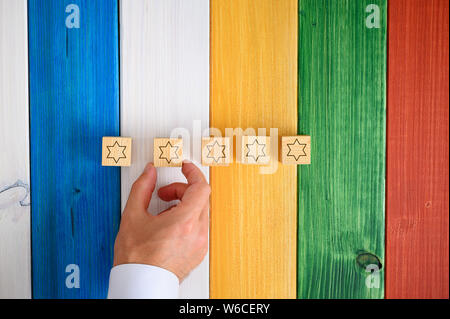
(206, 141), (226, 163)
(246, 139), (267, 162)
(287, 139), (307, 161)
(106, 141), (127, 164)
(159, 141), (180, 164)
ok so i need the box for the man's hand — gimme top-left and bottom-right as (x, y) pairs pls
(113, 161), (210, 281)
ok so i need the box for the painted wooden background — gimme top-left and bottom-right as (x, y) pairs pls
(0, 0), (31, 298)
(119, 0), (210, 298)
(297, 0), (387, 298)
(210, 0), (298, 298)
(28, 0), (121, 298)
(386, 0), (449, 299)
(0, 0), (448, 300)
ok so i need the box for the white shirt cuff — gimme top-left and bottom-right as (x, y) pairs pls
(107, 264), (179, 299)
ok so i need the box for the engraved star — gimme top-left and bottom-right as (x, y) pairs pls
(287, 139), (307, 161)
(106, 141), (127, 164)
(206, 141), (226, 163)
(159, 141), (180, 164)
(246, 139), (267, 162)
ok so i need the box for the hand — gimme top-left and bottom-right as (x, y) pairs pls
(113, 161), (210, 281)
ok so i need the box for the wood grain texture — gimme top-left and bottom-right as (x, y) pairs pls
(119, 0), (210, 298)
(201, 137), (231, 166)
(0, 0), (31, 299)
(28, 0), (121, 298)
(211, 0), (297, 298)
(281, 136), (311, 165)
(102, 137), (132, 167)
(297, 0), (386, 298)
(240, 136), (271, 165)
(154, 138), (183, 168)
(386, 0), (449, 299)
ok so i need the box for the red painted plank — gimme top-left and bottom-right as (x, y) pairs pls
(387, 0), (449, 299)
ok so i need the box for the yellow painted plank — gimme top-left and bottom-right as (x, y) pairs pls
(210, 0), (298, 298)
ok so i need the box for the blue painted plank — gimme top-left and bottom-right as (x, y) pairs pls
(28, 0), (120, 298)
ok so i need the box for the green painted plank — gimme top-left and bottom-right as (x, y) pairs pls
(297, 0), (386, 299)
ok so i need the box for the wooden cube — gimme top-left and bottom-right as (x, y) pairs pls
(154, 138), (183, 167)
(201, 137), (231, 166)
(281, 136), (311, 165)
(240, 136), (270, 165)
(102, 136), (132, 167)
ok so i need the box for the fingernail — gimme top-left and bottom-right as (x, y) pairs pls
(144, 162), (154, 172)
(182, 159), (192, 164)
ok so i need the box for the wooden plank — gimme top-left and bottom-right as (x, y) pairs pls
(28, 0), (120, 298)
(0, 0), (31, 299)
(119, 0), (210, 298)
(210, 0), (298, 298)
(386, 0), (449, 299)
(297, 0), (386, 298)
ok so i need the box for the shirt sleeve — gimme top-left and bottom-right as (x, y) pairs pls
(107, 263), (180, 299)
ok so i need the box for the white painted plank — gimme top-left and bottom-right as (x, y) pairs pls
(119, 0), (210, 298)
(0, 0), (31, 298)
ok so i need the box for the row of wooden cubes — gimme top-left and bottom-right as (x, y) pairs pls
(102, 136), (311, 167)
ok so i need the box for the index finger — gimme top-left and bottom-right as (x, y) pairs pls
(174, 161), (210, 217)
(182, 161), (207, 185)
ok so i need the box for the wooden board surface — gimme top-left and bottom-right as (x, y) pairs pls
(0, 0), (31, 299)
(386, 0), (449, 299)
(297, 0), (386, 298)
(28, 0), (121, 298)
(210, 0), (298, 298)
(119, 0), (210, 298)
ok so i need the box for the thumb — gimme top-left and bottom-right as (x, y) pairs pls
(124, 163), (157, 215)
